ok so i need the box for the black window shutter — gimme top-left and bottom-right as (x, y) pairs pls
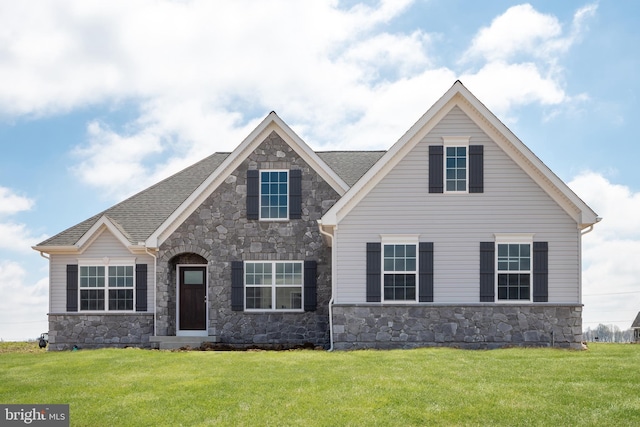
(418, 242), (434, 302)
(304, 260), (317, 311)
(246, 170), (259, 220)
(533, 242), (549, 302)
(231, 261), (244, 311)
(469, 145), (484, 193)
(366, 243), (381, 302)
(135, 264), (148, 312)
(66, 264), (78, 312)
(429, 145), (444, 193)
(479, 242), (495, 302)
(289, 169), (302, 219)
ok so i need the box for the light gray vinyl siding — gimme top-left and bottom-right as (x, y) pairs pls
(335, 106), (580, 304)
(49, 229), (154, 312)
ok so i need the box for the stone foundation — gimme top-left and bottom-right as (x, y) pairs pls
(217, 312), (329, 347)
(332, 304), (583, 350)
(47, 313), (154, 351)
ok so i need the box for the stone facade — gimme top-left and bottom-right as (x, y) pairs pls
(47, 313), (154, 351)
(156, 131), (338, 347)
(332, 304), (583, 350)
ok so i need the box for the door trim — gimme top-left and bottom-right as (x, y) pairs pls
(176, 264), (208, 337)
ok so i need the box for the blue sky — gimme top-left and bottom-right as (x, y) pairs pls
(1, 0), (639, 340)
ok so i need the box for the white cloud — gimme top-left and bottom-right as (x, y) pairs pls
(0, 223), (48, 253)
(464, 4), (562, 63)
(463, 3), (597, 64)
(459, 3), (597, 121)
(0, 186), (47, 252)
(0, 1), (595, 200)
(461, 62), (566, 118)
(0, 187), (34, 215)
(0, 261), (48, 341)
(568, 171), (640, 330)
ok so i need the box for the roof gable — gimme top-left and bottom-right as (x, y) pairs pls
(146, 112), (350, 247)
(320, 80), (599, 229)
(632, 312), (640, 329)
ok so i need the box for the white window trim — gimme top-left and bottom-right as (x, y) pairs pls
(494, 233), (535, 303)
(244, 260), (304, 312)
(381, 235), (419, 303)
(259, 169), (290, 221)
(77, 257), (136, 312)
(442, 136), (470, 194)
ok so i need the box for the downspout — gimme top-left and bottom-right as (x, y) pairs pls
(38, 251), (51, 321)
(317, 221), (336, 351)
(145, 247), (158, 338)
(578, 218), (601, 305)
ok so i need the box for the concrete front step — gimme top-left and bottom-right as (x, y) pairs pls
(149, 335), (218, 350)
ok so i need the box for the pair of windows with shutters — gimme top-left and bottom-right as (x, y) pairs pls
(246, 169), (302, 220)
(65, 263), (148, 312)
(367, 238), (548, 303)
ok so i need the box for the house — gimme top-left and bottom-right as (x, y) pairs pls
(33, 81), (599, 350)
(632, 313), (640, 343)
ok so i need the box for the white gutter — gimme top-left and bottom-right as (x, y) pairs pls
(317, 221), (336, 351)
(144, 246), (158, 338)
(581, 216), (602, 236)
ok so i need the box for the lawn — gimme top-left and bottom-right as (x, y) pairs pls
(1, 343), (639, 426)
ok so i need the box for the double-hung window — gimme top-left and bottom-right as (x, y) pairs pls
(446, 146), (467, 192)
(443, 136), (469, 193)
(383, 243), (417, 301)
(497, 243), (531, 301)
(245, 261), (303, 310)
(79, 263), (134, 311)
(260, 170), (288, 220)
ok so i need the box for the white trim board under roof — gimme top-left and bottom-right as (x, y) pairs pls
(146, 111), (350, 248)
(320, 80), (599, 230)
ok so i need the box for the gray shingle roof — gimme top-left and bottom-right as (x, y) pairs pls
(317, 151), (385, 186)
(36, 150), (385, 247)
(37, 152), (231, 247)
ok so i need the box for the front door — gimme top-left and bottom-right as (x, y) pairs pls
(178, 266), (207, 332)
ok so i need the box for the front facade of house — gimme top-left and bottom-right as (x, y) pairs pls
(34, 82), (599, 351)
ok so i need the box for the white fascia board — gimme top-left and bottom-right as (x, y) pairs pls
(453, 86), (599, 228)
(32, 245), (80, 255)
(322, 83), (461, 226)
(147, 112), (350, 248)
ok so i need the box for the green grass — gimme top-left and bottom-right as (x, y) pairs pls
(1, 343), (640, 426)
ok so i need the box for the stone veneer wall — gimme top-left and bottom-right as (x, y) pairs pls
(332, 304), (583, 350)
(48, 314), (154, 351)
(156, 131), (338, 347)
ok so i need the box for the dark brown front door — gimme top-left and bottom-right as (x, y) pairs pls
(179, 267), (206, 331)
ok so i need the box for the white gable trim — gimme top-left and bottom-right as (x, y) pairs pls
(321, 81), (598, 229)
(33, 216), (146, 255)
(76, 216), (135, 253)
(146, 112), (350, 248)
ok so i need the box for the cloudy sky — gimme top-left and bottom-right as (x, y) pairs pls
(1, 0), (639, 341)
